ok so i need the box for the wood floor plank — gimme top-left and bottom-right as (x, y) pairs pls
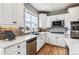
(37, 43), (68, 55)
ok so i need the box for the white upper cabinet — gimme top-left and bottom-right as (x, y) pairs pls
(46, 16), (51, 27)
(0, 4), (12, 24)
(39, 13), (47, 29)
(2, 3), (13, 25)
(64, 14), (70, 29)
(0, 3), (24, 26)
(57, 14), (65, 20)
(68, 6), (79, 21)
(14, 4), (24, 26)
(0, 4), (4, 24)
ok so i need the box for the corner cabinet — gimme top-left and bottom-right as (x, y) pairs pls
(0, 3), (24, 26)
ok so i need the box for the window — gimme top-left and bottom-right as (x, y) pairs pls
(24, 11), (38, 33)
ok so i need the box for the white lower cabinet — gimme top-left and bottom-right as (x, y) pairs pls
(47, 33), (65, 47)
(4, 41), (26, 55)
(37, 35), (42, 52)
(37, 33), (46, 52)
(49, 33), (57, 45)
(55, 34), (65, 47)
(56, 37), (65, 47)
(37, 32), (66, 52)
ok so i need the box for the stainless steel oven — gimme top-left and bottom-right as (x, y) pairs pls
(71, 21), (79, 39)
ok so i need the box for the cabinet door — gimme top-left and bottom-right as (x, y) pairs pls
(51, 15), (57, 21)
(57, 14), (65, 20)
(68, 7), (79, 20)
(14, 3), (24, 26)
(5, 41), (26, 55)
(0, 3), (24, 26)
(0, 4), (3, 24)
(56, 37), (65, 47)
(8, 3), (24, 26)
(41, 36), (45, 46)
(45, 32), (50, 43)
(55, 35), (65, 47)
(39, 13), (47, 28)
(37, 35), (42, 51)
(65, 14), (70, 27)
(49, 15), (57, 27)
(5, 51), (18, 55)
(48, 33), (65, 47)
(5, 47), (26, 55)
(41, 33), (46, 45)
(39, 14), (43, 28)
(46, 16), (52, 27)
(2, 3), (13, 25)
(46, 17), (51, 27)
(17, 47), (26, 55)
(48, 33), (57, 45)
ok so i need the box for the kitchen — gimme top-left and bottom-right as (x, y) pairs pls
(0, 3), (79, 55)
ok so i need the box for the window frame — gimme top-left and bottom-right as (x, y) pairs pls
(24, 8), (38, 33)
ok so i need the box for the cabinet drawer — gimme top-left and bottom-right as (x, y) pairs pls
(17, 47), (26, 55)
(5, 51), (18, 55)
(5, 46), (26, 55)
(5, 44), (18, 53)
(5, 50), (26, 55)
(5, 41), (26, 53)
(17, 41), (26, 49)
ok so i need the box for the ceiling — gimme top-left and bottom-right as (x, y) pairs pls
(30, 3), (79, 12)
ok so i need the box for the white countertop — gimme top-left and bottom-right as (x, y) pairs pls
(0, 34), (38, 49)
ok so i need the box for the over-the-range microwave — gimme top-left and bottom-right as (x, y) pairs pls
(51, 20), (64, 27)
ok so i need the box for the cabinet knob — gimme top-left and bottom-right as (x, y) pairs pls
(18, 46), (20, 48)
(18, 52), (20, 54)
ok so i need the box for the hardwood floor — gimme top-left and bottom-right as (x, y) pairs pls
(37, 43), (68, 55)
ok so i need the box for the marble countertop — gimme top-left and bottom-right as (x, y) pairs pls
(0, 34), (38, 49)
